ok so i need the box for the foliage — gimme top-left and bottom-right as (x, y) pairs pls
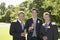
(0, 0), (60, 26)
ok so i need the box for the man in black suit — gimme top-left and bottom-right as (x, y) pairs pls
(39, 12), (58, 40)
(10, 11), (25, 40)
(25, 8), (42, 40)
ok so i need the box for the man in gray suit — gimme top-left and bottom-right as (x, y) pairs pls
(25, 8), (42, 40)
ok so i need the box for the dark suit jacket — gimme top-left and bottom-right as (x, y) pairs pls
(39, 22), (58, 40)
(10, 20), (25, 40)
(25, 18), (42, 40)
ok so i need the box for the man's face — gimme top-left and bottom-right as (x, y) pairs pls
(43, 13), (50, 21)
(18, 13), (24, 21)
(32, 10), (37, 18)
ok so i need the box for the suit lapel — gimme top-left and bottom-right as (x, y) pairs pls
(36, 18), (38, 26)
(17, 20), (21, 26)
(47, 22), (52, 32)
(17, 20), (22, 30)
(48, 22), (52, 26)
(31, 18), (40, 30)
(35, 18), (39, 30)
(31, 18), (33, 23)
(43, 22), (52, 32)
(48, 22), (52, 29)
(36, 18), (39, 24)
(32, 18), (38, 26)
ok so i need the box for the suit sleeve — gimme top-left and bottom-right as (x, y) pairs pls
(9, 22), (20, 37)
(38, 26), (44, 40)
(25, 20), (29, 33)
(53, 25), (58, 40)
(25, 19), (32, 33)
(38, 19), (43, 40)
(10, 22), (15, 35)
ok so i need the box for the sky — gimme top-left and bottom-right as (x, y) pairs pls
(0, 0), (25, 7)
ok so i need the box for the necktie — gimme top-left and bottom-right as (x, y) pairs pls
(34, 19), (36, 23)
(45, 23), (48, 28)
(21, 22), (24, 30)
(32, 19), (37, 37)
(45, 23), (48, 32)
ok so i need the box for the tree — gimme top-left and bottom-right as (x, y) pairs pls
(29, 0), (60, 25)
(0, 2), (6, 15)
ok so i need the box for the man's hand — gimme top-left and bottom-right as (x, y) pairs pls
(21, 32), (25, 37)
(43, 36), (48, 40)
(28, 26), (33, 31)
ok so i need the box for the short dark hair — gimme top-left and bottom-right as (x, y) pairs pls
(32, 8), (38, 13)
(18, 11), (24, 16)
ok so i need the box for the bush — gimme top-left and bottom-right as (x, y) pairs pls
(58, 32), (60, 38)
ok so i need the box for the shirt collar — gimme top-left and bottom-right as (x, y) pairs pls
(18, 19), (21, 23)
(46, 22), (50, 25)
(32, 17), (37, 21)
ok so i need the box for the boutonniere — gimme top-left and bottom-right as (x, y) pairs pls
(38, 20), (40, 23)
(42, 23), (45, 26)
(47, 26), (50, 29)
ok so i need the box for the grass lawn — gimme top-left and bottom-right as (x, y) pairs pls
(0, 23), (60, 40)
(0, 23), (12, 40)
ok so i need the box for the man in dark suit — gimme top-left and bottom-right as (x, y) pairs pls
(10, 11), (26, 40)
(25, 8), (42, 40)
(39, 12), (58, 40)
